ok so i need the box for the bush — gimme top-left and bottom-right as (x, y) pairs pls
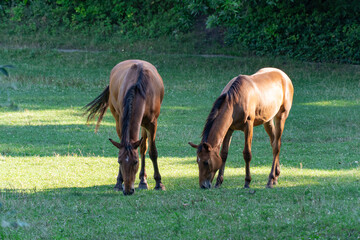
(200, 0), (360, 63)
(1, 0), (359, 63)
(0, 0), (194, 38)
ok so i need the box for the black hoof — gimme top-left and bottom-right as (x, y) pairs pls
(138, 182), (148, 190)
(248, 189), (256, 194)
(154, 183), (166, 191)
(266, 178), (276, 188)
(244, 182), (251, 189)
(114, 183), (124, 191)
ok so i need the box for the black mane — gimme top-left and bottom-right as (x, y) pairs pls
(201, 94), (227, 143)
(201, 76), (245, 143)
(227, 76), (244, 102)
(121, 64), (147, 147)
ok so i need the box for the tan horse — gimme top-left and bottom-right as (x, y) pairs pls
(85, 60), (165, 195)
(189, 68), (294, 189)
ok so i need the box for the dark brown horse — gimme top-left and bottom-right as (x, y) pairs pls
(85, 60), (165, 195)
(189, 68), (294, 189)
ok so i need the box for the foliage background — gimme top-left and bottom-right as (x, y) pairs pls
(1, 0), (359, 63)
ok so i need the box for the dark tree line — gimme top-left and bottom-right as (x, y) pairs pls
(1, 0), (359, 63)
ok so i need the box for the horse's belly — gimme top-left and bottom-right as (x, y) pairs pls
(254, 100), (282, 125)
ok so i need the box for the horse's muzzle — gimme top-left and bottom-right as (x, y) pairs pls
(123, 188), (135, 195)
(200, 180), (212, 189)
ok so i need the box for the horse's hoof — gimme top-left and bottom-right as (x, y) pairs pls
(248, 189), (256, 194)
(154, 183), (166, 191)
(138, 182), (148, 190)
(114, 183), (124, 191)
(214, 183), (221, 188)
(266, 183), (274, 189)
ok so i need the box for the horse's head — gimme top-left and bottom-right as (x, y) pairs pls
(109, 138), (143, 195)
(189, 142), (222, 189)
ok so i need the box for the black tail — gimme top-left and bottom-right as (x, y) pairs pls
(84, 85), (110, 132)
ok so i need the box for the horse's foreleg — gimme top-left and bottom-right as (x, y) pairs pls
(138, 127), (149, 190)
(148, 121), (165, 191)
(267, 114), (286, 188)
(215, 129), (233, 188)
(243, 120), (254, 188)
(114, 165), (124, 191)
(110, 105), (123, 191)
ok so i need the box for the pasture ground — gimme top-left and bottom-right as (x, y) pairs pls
(0, 48), (359, 239)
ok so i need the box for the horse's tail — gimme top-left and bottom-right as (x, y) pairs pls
(84, 85), (110, 132)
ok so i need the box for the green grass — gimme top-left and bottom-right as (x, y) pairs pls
(0, 48), (359, 239)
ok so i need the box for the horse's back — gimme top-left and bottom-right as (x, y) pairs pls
(250, 68), (293, 122)
(109, 60), (164, 114)
(253, 68), (294, 113)
(227, 68), (293, 128)
(110, 60), (164, 94)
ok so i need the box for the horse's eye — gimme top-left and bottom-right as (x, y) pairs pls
(133, 160), (139, 165)
(203, 161), (209, 166)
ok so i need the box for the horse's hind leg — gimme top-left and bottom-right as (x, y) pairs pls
(148, 120), (165, 190)
(264, 119), (280, 184)
(267, 113), (287, 188)
(215, 129), (233, 188)
(138, 127), (149, 190)
(243, 120), (254, 188)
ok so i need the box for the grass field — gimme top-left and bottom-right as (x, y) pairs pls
(0, 47), (359, 239)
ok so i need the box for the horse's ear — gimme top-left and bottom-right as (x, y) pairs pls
(109, 138), (122, 149)
(132, 138), (143, 149)
(202, 142), (212, 152)
(188, 142), (199, 149)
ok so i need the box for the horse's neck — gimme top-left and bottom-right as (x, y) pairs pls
(207, 105), (234, 150)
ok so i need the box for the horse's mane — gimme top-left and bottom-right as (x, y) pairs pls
(201, 76), (245, 143)
(121, 63), (147, 149)
(227, 76), (244, 102)
(201, 94), (227, 143)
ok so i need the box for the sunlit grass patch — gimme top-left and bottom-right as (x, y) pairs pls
(161, 106), (194, 111)
(302, 99), (360, 107)
(1, 154), (358, 192)
(0, 156), (117, 190)
(0, 108), (115, 127)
